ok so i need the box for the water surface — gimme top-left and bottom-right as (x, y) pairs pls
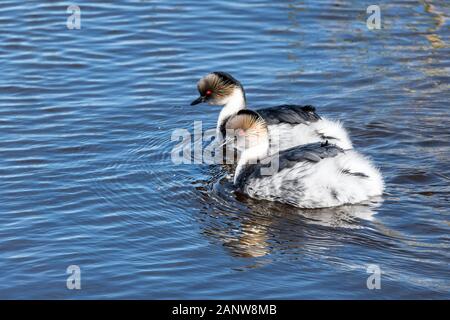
(0, 0), (449, 299)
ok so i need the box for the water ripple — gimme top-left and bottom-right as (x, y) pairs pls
(0, 0), (448, 299)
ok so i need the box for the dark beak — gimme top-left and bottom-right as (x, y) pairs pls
(190, 96), (205, 106)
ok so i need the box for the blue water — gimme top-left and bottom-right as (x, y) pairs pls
(0, 0), (449, 299)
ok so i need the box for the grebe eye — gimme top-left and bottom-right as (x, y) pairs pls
(206, 90), (212, 96)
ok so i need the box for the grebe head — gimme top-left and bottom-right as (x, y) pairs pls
(224, 110), (269, 156)
(190, 72), (245, 106)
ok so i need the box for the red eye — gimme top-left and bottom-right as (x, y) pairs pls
(206, 90), (212, 96)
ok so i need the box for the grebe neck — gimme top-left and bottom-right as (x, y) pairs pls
(233, 139), (269, 185)
(217, 87), (246, 138)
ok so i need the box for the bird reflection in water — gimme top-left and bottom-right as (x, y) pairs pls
(195, 172), (382, 260)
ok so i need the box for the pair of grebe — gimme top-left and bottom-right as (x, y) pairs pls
(190, 72), (383, 209)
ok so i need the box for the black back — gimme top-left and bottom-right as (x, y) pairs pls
(256, 105), (321, 125)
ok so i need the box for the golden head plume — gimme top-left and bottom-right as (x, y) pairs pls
(225, 110), (268, 141)
(197, 71), (242, 99)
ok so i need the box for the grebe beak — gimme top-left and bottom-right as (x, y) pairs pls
(190, 96), (205, 106)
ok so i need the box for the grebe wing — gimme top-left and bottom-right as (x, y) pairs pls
(235, 142), (343, 188)
(256, 105), (321, 125)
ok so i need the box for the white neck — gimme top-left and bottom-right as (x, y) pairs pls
(233, 139), (269, 185)
(216, 87), (246, 138)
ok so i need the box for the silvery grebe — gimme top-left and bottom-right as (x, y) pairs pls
(191, 72), (353, 151)
(224, 110), (383, 209)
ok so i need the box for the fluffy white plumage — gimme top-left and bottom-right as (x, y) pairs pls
(241, 149), (383, 209)
(224, 110), (384, 209)
(268, 118), (353, 152)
